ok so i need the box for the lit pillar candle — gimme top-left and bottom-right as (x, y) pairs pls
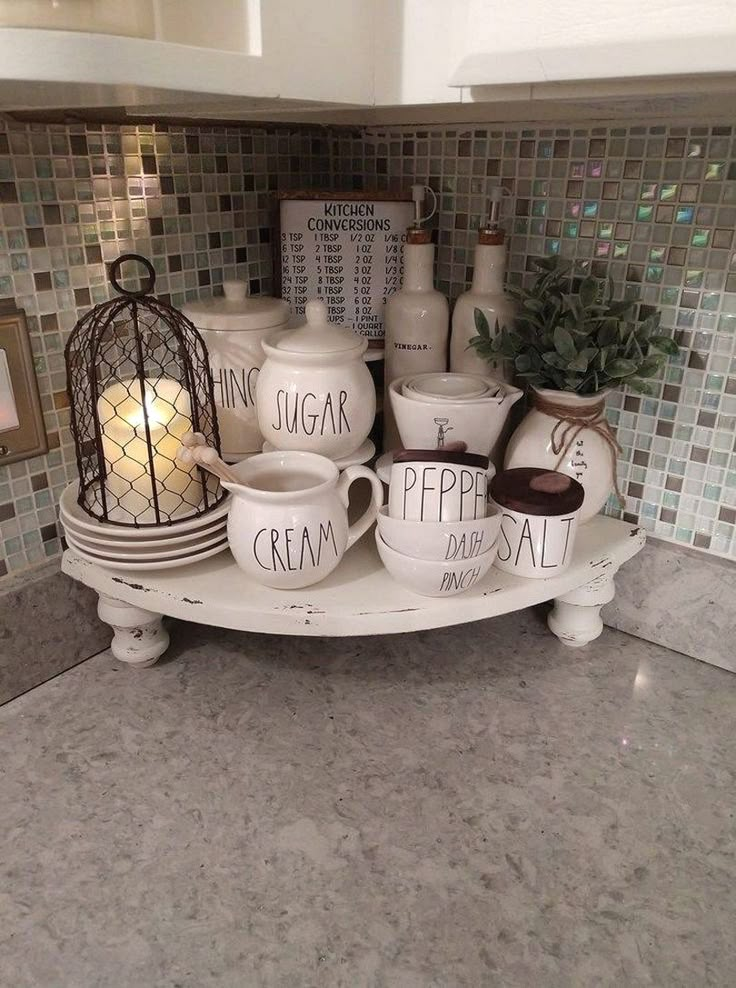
(97, 377), (202, 523)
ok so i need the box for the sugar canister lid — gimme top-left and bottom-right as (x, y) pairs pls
(269, 299), (366, 355)
(490, 468), (584, 517)
(182, 280), (289, 332)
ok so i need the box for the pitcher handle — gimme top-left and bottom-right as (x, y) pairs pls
(336, 465), (384, 550)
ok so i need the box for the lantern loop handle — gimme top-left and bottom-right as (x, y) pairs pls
(109, 253), (156, 298)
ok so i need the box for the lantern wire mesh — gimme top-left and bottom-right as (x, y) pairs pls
(65, 253), (225, 527)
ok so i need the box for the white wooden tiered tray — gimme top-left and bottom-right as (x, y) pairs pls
(62, 516), (645, 668)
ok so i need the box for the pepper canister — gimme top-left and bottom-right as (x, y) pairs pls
(490, 468), (585, 579)
(256, 299), (376, 460)
(182, 281), (289, 460)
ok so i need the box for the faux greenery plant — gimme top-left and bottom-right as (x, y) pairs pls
(470, 255), (681, 395)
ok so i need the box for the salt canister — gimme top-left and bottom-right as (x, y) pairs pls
(490, 468), (585, 579)
(182, 281), (289, 460)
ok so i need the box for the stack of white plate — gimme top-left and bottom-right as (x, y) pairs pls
(59, 484), (231, 571)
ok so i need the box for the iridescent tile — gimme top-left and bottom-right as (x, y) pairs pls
(563, 221), (579, 238)
(598, 222), (614, 239)
(570, 162), (585, 178)
(532, 179), (548, 196)
(688, 141), (704, 158)
(646, 265), (664, 283)
(531, 199), (547, 216)
(660, 183), (678, 201)
(640, 182), (658, 200)
(637, 204), (654, 221)
(649, 246), (666, 262)
(691, 228), (710, 247)
(566, 201), (581, 218)
(675, 205), (694, 224)
(595, 240), (611, 257)
(705, 161), (725, 180)
(662, 287), (680, 304)
(614, 242), (630, 259)
(702, 293), (720, 311)
(685, 269), (704, 288)
(545, 238), (561, 255)
(587, 160), (603, 178)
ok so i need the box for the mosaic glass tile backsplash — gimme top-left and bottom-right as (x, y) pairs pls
(1, 116), (735, 583)
(0, 120), (331, 580)
(333, 121), (736, 560)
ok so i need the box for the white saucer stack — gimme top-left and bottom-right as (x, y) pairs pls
(59, 483), (231, 571)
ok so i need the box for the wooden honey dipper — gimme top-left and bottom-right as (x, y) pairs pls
(178, 432), (240, 485)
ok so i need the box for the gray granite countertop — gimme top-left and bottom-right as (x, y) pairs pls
(1, 610), (734, 988)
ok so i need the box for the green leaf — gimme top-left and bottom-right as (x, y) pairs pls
(649, 334), (680, 356)
(607, 299), (637, 317)
(568, 351), (590, 372)
(636, 354), (666, 378)
(597, 321), (618, 347)
(553, 325), (577, 361)
(579, 276), (598, 307)
(625, 377), (656, 395)
(474, 308), (491, 339)
(605, 357), (638, 378)
(515, 353), (532, 373)
(542, 351), (568, 369)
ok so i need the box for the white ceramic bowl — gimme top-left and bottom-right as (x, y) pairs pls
(388, 375), (523, 457)
(375, 529), (497, 597)
(402, 372), (495, 403)
(377, 504), (501, 561)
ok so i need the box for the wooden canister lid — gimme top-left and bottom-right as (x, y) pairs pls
(490, 468), (584, 517)
(394, 448), (489, 470)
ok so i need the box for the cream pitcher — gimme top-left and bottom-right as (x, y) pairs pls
(222, 450), (383, 589)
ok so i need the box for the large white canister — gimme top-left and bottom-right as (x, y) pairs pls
(490, 468), (585, 579)
(183, 281), (290, 460)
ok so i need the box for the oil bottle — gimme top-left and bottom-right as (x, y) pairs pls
(450, 187), (516, 382)
(383, 184), (449, 450)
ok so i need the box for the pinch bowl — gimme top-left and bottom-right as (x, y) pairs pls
(377, 503), (501, 561)
(375, 529), (497, 597)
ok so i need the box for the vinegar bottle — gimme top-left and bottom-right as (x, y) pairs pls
(383, 184), (449, 451)
(450, 187), (516, 383)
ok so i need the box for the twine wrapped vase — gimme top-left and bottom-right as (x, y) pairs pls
(503, 387), (622, 524)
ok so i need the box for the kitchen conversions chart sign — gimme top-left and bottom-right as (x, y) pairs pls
(278, 192), (413, 343)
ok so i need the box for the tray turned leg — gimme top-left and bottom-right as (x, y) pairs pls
(547, 571), (617, 648)
(97, 594), (169, 667)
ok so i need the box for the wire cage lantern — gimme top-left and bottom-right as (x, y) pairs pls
(65, 253), (225, 527)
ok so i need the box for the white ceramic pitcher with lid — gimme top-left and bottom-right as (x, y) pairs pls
(256, 299), (376, 460)
(222, 450), (383, 589)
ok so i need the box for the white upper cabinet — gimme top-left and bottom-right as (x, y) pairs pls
(449, 0), (736, 87)
(0, 0), (733, 117)
(0, 0), (374, 112)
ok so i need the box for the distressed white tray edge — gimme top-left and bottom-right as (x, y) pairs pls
(62, 516), (646, 638)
